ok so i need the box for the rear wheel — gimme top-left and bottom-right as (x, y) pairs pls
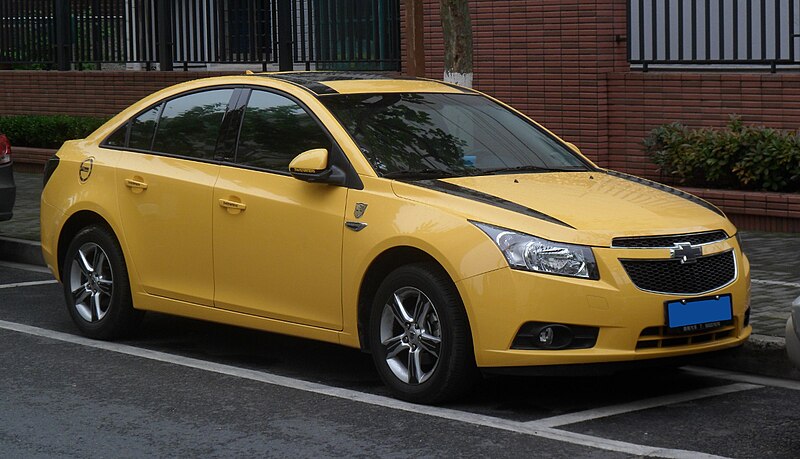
(63, 225), (143, 339)
(368, 263), (477, 404)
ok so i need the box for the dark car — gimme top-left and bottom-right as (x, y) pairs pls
(787, 296), (800, 369)
(0, 132), (15, 221)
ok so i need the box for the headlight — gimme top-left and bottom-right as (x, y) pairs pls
(473, 222), (599, 280)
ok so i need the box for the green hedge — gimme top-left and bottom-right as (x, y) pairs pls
(0, 114), (109, 149)
(645, 117), (800, 193)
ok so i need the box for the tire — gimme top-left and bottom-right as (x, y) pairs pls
(62, 225), (143, 340)
(368, 262), (478, 404)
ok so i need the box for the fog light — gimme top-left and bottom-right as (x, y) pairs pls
(512, 322), (599, 350)
(538, 327), (554, 345)
(744, 307), (751, 327)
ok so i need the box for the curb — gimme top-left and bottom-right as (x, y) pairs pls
(693, 333), (800, 381)
(0, 236), (45, 267)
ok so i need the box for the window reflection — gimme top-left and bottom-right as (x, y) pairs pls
(152, 90), (234, 159)
(236, 90), (330, 172)
(322, 93), (587, 176)
(128, 104), (161, 151)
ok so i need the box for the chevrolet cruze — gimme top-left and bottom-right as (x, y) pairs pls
(41, 73), (751, 403)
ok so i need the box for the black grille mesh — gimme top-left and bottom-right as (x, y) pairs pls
(612, 230), (729, 248)
(636, 326), (736, 350)
(621, 251), (736, 294)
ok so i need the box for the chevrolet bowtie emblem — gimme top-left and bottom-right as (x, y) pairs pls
(670, 242), (702, 264)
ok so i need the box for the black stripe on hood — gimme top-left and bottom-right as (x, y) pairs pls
(604, 170), (725, 217)
(410, 179), (575, 229)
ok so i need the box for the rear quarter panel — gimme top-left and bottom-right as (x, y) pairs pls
(41, 140), (124, 282)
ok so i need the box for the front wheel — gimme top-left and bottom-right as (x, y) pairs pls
(62, 225), (143, 340)
(368, 263), (477, 404)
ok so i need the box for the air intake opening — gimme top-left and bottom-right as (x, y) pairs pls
(636, 323), (737, 350)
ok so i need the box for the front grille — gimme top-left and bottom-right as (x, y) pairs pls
(612, 230), (729, 248)
(621, 250), (736, 295)
(636, 324), (736, 350)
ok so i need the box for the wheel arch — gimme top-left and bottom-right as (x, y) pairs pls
(57, 210), (118, 279)
(357, 246), (465, 352)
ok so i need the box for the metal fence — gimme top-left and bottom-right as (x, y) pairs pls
(0, 0), (400, 71)
(293, 0), (400, 70)
(0, 0), (57, 65)
(628, 0), (800, 71)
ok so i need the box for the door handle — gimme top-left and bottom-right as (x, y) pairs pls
(124, 179), (148, 189)
(219, 199), (247, 212)
(124, 178), (148, 193)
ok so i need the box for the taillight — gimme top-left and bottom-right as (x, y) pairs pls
(0, 134), (10, 164)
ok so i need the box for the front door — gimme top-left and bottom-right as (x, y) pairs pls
(212, 89), (348, 329)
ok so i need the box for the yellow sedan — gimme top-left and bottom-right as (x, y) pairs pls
(40, 72), (750, 403)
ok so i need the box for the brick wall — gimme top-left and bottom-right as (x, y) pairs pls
(683, 187), (800, 233)
(607, 73), (800, 179)
(0, 70), (235, 118)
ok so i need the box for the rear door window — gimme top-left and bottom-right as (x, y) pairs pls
(151, 89), (235, 160)
(127, 104), (162, 151)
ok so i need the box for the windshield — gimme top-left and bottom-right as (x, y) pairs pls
(321, 92), (591, 178)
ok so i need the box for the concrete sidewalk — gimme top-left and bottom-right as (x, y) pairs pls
(2, 169), (799, 378)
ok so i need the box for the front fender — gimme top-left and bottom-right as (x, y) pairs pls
(339, 176), (506, 346)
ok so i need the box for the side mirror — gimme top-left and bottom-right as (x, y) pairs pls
(288, 148), (346, 186)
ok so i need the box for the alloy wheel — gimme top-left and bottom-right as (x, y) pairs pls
(69, 242), (114, 323)
(379, 286), (442, 384)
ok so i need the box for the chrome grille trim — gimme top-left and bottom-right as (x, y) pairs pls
(612, 230), (729, 249)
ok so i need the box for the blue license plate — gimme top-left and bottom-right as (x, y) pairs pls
(665, 294), (733, 333)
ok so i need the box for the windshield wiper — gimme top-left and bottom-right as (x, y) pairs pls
(382, 169), (459, 180)
(480, 165), (584, 175)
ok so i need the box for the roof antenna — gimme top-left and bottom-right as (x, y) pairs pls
(244, 70), (254, 75)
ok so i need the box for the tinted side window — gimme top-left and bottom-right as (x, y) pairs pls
(128, 104), (162, 151)
(236, 90), (330, 172)
(152, 89), (234, 159)
(104, 124), (128, 147)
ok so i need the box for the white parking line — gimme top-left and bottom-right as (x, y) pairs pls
(0, 260), (52, 274)
(0, 319), (734, 459)
(530, 383), (760, 428)
(0, 280), (58, 289)
(751, 279), (800, 288)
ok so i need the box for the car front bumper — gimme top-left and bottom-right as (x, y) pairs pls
(0, 161), (15, 221)
(785, 296), (800, 369)
(458, 243), (752, 368)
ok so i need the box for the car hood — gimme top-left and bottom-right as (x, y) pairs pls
(392, 171), (735, 245)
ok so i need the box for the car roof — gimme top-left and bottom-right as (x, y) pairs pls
(258, 71), (474, 96)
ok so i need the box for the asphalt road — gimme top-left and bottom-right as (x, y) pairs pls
(2, 261), (800, 458)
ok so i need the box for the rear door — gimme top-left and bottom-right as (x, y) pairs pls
(114, 88), (236, 305)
